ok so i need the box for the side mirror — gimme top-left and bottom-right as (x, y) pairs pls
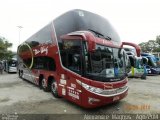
(121, 42), (141, 57)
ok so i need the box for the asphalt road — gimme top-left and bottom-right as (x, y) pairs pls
(0, 72), (160, 119)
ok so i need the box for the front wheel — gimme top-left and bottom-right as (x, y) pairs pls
(51, 80), (60, 98)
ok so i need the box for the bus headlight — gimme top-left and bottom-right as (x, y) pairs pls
(76, 79), (128, 97)
(77, 80), (103, 94)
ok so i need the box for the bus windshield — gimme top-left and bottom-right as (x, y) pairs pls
(84, 44), (126, 82)
(60, 38), (126, 82)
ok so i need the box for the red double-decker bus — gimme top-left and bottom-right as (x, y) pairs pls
(17, 9), (139, 108)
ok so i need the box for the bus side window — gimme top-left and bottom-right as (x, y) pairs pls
(48, 58), (56, 71)
(33, 57), (56, 71)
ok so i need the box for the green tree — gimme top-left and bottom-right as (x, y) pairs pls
(147, 40), (159, 52)
(156, 35), (160, 45)
(0, 37), (13, 60)
(152, 47), (160, 52)
(139, 40), (160, 52)
(138, 42), (149, 52)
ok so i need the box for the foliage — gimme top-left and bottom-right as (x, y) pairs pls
(0, 37), (13, 60)
(156, 35), (160, 45)
(139, 38), (160, 53)
(152, 47), (160, 52)
(138, 42), (148, 52)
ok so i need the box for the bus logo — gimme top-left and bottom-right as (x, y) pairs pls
(103, 83), (113, 89)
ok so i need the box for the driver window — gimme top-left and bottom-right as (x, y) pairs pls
(60, 39), (82, 75)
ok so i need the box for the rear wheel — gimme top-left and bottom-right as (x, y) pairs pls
(41, 78), (49, 92)
(51, 80), (59, 98)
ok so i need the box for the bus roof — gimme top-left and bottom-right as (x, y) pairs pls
(53, 9), (121, 45)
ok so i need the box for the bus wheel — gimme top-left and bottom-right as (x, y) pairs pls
(41, 78), (49, 92)
(51, 80), (59, 98)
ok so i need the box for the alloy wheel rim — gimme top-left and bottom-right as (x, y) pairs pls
(51, 82), (57, 93)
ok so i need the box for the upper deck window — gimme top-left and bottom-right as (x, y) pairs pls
(27, 24), (52, 48)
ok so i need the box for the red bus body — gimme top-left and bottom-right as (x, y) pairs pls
(17, 9), (135, 108)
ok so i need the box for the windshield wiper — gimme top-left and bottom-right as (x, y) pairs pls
(88, 29), (111, 40)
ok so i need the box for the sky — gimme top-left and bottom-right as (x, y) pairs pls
(0, 0), (160, 52)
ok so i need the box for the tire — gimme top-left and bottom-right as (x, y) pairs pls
(40, 78), (49, 92)
(51, 80), (60, 98)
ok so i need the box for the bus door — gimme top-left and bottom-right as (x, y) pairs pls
(66, 51), (82, 105)
(59, 35), (83, 105)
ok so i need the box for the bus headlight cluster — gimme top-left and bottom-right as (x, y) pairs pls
(76, 79), (128, 97)
(76, 79), (103, 94)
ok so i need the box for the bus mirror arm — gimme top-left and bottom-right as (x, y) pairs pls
(88, 41), (96, 52)
(121, 42), (141, 57)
